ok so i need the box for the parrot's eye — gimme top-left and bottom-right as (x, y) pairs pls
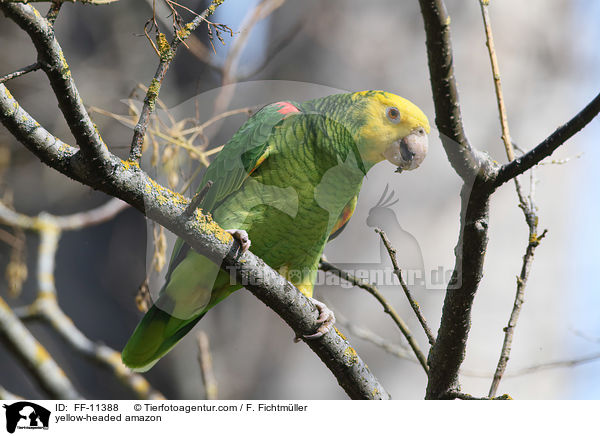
(386, 107), (401, 124)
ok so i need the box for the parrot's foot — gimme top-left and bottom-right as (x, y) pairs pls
(295, 297), (336, 341)
(226, 229), (251, 253)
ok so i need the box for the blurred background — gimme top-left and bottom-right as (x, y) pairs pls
(0, 0), (598, 399)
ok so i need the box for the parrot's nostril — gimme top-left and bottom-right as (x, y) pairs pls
(400, 139), (415, 162)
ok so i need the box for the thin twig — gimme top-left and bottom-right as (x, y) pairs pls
(196, 331), (218, 400)
(462, 351), (600, 379)
(46, 0), (63, 24)
(130, 0), (226, 161)
(330, 306), (417, 363)
(488, 222), (547, 397)
(0, 62), (40, 84)
(502, 352), (600, 376)
(478, 1), (548, 398)
(319, 259), (429, 374)
(479, 1), (513, 161)
(0, 197), (128, 231)
(571, 329), (600, 344)
(183, 180), (213, 218)
(375, 228), (436, 347)
(0, 227), (22, 247)
(538, 153), (583, 166)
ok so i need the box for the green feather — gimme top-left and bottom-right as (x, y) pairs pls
(122, 306), (204, 372)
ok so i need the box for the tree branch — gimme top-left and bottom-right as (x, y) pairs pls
(424, 184), (491, 399)
(129, 1), (226, 161)
(0, 62), (40, 84)
(1, 2), (111, 165)
(375, 229), (436, 346)
(495, 90), (600, 187)
(319, 259), (428, 373)
(417, 0), (495, 181)
(196, 331), (218, 400)
(479, 0), (514, 162)
(0, 295), (81, 399)
(477, 1), (549, 397)
(488, 171), (548, 396)
(331, 307), (417, 363)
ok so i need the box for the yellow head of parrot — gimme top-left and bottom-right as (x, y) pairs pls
(353, 91), (430, 172)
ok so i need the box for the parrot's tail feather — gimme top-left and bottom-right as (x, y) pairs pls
(121, 304), (205, 372)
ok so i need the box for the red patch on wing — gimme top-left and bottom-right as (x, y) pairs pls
(275, 101), (300, 115)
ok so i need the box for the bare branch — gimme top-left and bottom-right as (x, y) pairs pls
(0, 197), (128, 231)
(331, 308), (417, 363)
(45, 0), (62, 24)
(375, 229), (436, 346)
(183, 180), (213, 218)
(495, 90), (600, 187)
(0, 87), (79, 175)
(0, 62), (40, 84)
(0, 295), (81, 399)
(417, 0), (494, 401)
(424, 182), (491, 399)
(477, 2), (550, 397)
(319, 259), (428, 374)
(463, 351), (600, 379)
(488, 171), (548, 396)
(503, 352), (600, 377)
(196, 331), (218, 400)
(129, 0), (226, 161)
(417, 0), (494, 180)
(1, 2), (111, 165)
(479, 0), (514, 162)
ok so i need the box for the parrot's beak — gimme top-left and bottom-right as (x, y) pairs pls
(383, 127), (428, 173)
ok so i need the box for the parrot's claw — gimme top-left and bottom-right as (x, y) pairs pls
(226, 229), (251, 253)
(295, 297), (336, 341)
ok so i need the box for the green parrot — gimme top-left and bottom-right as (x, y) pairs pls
(122, 90), (430, 371)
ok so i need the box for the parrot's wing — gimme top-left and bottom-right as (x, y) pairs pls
(199, 101), (303, 212)
(165, 101), (303, 278)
